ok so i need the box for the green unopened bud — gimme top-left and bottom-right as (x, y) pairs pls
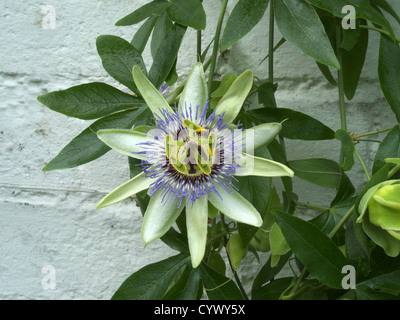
(368, 184), (400, 240)
(226, 234), (247, 270)
(358, 180), (400, 257)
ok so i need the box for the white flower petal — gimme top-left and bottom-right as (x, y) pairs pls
(141, 192), (185, 244)
(214, 69), (253, 124)
(235, 153), (294, 177)
(132, 65), (173, 117)
(186, 196), (208, 268)
(97, 129), (153, 160)
(179, 62), (208, 121)
(96, 172), (151, 209)
(244, 123), (282, 152)
(208, 184), (262, 227)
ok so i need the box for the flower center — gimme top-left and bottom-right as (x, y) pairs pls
(165, 119), (217, 176)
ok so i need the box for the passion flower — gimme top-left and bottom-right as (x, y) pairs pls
(96, 63), (294, 267)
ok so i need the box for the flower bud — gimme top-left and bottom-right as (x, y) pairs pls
(358, 180), (400, 257)
(227, 234), (247, 270)
(368, 184), (400, 240)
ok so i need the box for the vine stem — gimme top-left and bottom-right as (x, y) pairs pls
(355, 138), (381, 143)
(336, 21), (347, 166)
(359, 25), (400, 43)
(354, 149), (371, 181)
(291, 198), (329, 212)
(353, 126), (394, 139)
(268, 1), (275, 83)
(260, 37), (286, 65)
(207, 0), (229, 100)
(328, 205), (355, 239)
(267, 1), (292, 212)
(197, 30), (202, 62)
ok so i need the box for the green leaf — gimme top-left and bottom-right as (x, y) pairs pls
(43, 108), (149, 171)
(355, 271), (400, 300)
(165, 59), (178, 86)
(151, 12), (173, 59)
(316, 62), (337, 86)
(330, 170), (355, 207)
(200, 263), (244, 300)
(371, 0), (400, 25)
(288, 158), (341, 188)
(111, 253), (189, 300)
(340, 22), (361, 52)
(373, 125), (400, 174)
(379, 35), (400, 122)
(257, 82), (278, 108)
(251, 252), (291, 298)
(342, 22), (369, 100)
(221, 0), (270, 51)
(207, 252), (226, 276)
(273, 0), (340, 69)
(166, 0), (206, 30)
(96, 35), (147, 93)
(273, 211), (348, 289)
(236, 174), (272, 247)
(369, 248), (400, 278)
(37, 82), (143, 120)
(163, 265), (201, 300)
(115, 0), (171, 26)
(149, 23), (187, 88)
(307, 0), (395, 39)
(345, 215), (370, 277)
(242, 107), (335, 140)
(335, 129), (355, 171)
(160, 228), (189, 253)
(310, 210), (337, 235)
(131, 16), (158, 53)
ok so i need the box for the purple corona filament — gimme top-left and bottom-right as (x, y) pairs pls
(136, 101), (244, 207)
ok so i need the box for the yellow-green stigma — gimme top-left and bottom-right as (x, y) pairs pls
(165, 119), (215, 176)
